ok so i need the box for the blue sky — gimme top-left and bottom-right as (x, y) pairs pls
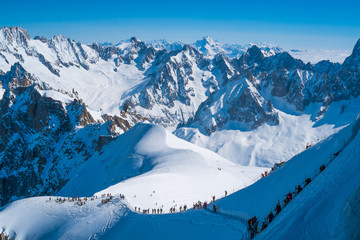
(1, 0), (359, 50)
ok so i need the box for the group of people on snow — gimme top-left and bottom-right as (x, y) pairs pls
(247, 161), (332, 239)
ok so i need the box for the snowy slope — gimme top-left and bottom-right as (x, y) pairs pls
(0, 114), (359, 240)
(0, 196), (128, 240)
(257, 117), (360, 240)
(175, 112), (337, 167)
(59, 123), (265, 211)
(101, 111), (360, 240)
(0, 123), (266, 239)
(175, 95), (360, 167)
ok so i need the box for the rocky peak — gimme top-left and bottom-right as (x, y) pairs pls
(313, 60), (340, 74)
(187, 78), (279, 134)
(130, 37), (141, 43)
(48, 35), (93, 69)
(0, 62), (34, 89)
(212, 52), (235, 86)
(147, 39), (184, 52)
(0, 26), (30, 49)
(181, 44), (200, 57)
(90, 42), (121, 61)
(34, 35), (48, 43)
(239, 45), (264, 68)
(343, 39), (360, 71)
(195, 36), (217, 47)
(194, 36), (223, 56)
(261, 52), (306, 72)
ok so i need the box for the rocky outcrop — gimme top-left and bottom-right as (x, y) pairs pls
(187, 78), (279, 134)
(0, 232), (12, 240)
(0, 64), (123, 206)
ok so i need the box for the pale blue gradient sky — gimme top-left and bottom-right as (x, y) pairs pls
(1, 0), (359, 50)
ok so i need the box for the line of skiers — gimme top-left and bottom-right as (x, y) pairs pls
(247, 163), (328, 239)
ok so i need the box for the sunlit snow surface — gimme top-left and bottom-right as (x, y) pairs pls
(1, 117), (359, 239)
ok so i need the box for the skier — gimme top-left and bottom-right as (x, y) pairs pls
(305, 177), (311, 185)
(204, 201), (208, 209)
(225, 190), (228, 196)
(212, 195), (216, 202)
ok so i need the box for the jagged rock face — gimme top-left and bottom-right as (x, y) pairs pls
(90, 37), (156, 70)
(0, 85), (70, 205)
(126, 45), (216, 127)
(188, 78), (279, 134)
(0, 27), (30, 50)
(343, 39), (360, 72)
(0, 65), (132, 206)
(0, 26), (360, 206)
(229, 43), (360, 111)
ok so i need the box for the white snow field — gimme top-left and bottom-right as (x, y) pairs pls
(1, 115), (359, 239)
(58, 123), (265, 211)
(175, 96), (360, 167)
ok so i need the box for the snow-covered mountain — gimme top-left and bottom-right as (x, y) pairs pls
(0, 26), (360, 239)
(148, 36), (284, 59)
(1, 113), (359, 240)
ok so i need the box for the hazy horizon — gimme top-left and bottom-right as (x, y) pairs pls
(1, 0), (359, 50)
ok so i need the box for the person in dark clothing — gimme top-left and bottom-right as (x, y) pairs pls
(261, 222), (267, 230)
(275, 202), (281, 215)
(296, 185), (303, 194)
(248, 218), (253, 230)
(320, 164), (326, 172)
(267, 211), (274, 223)
(213, 204), (217, 212)
(305, 177), (311, 185)
(287, 192), (293, 201)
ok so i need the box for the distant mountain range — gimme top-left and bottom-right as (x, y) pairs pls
(0, 26), (359, 208)
(97, 36), (350, 64)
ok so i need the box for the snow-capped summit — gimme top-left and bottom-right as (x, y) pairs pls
(343, 38), (360, 71)
(194, 36), (224, 57)
(0, 26), (360, 217)
(147, 39), (184, 52)
(0, 26), (30, 49)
